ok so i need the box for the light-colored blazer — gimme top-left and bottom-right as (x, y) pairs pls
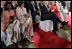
(16, 7), (27, 23)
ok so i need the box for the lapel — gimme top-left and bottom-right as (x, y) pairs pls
(43, 4), (48, 11)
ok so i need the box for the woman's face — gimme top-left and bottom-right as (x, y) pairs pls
(6, 4), (11, 10)
(21, 3), (24, 7)
(52, 1), (55, 5)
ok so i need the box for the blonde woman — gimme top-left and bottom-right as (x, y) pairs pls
(50, 1), (61, 32)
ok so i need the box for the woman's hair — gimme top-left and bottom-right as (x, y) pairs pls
(18, 1), (24, 7)
(4, 2), (12, 10)
(51, 1), (55, 4)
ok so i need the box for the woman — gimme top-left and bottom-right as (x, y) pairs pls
(1, 2), (22, 48)
(4, 1), (15, 12)
(16, 1), (34, 43)
(50, 1), (61, 32)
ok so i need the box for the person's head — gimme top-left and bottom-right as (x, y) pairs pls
(30, 1), (34, 4)
(44, 1), (49, 5)
(1, 1), (5, 6)
(4, 2), (12, 10)
(12, 1), (17, 4)
(18, 1), (24, 7)
(51, 1), (55, 5)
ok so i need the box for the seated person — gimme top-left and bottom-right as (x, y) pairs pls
(29, 1), (40, 28)
(39, 1), (68, 35)
(50, 1), (61, 32)
(1, 3), (22, 48)
(16, 1), (34, 43)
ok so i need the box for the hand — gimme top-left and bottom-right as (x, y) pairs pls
(27, 13), (30, 16)
(20, 21), (24, 25)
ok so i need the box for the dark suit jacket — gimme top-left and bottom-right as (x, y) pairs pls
(29, 3), (40, 16)
(39, 3), (53, 21)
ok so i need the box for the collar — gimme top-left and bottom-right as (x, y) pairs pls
(12, 3), (16, 6)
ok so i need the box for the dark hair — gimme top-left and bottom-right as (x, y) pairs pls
(4, 2), (12, 10)
(18, 1), (24, 7)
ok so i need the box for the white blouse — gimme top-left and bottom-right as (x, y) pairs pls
(16, 7), (27, 23)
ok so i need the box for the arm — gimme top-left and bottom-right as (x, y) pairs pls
(39, 5), (48, 14)
(1, 11), (5, 22)
(48, 7), (51, 12)
(16, 9), (22, 21)
(24, 8), (30, 18)
(50, 5), (56, 12)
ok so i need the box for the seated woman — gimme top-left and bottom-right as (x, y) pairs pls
(50, 1), (61, 32)
(16, 1), (34, 43)
(1, 2), (22, 48)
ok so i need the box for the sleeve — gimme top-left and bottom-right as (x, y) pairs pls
(1, 11), (5, 22)
(35, 5), (39, 11)
(50, 5), (53, 10)
(50, 5), (55, 12)
(24, 8), (27, 14)
(60, 3), (63, 10)
(56, 2), (61, 12)
(16, 9), (22, 21)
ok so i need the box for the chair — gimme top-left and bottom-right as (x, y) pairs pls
(35, 15), (40, 24)
(39, 20), (53, 32)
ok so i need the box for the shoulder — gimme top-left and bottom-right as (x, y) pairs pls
(39, 2), (44, 6)
(16, 7), (21, 11)
(2, 10), (7, 14)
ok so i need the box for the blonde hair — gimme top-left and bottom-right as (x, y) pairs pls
(51, 1), (55, 5)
